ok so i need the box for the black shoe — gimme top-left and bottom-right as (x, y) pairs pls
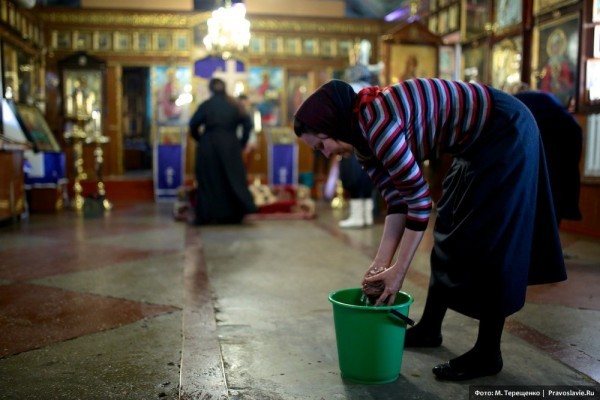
(433, 353), (503, 381)
(404, 326), (442, 348)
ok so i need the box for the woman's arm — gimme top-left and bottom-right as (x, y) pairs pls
(364, 213), (425, 305)
(371, 213), (406, 267)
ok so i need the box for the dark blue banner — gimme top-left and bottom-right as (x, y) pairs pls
(269, 143), (297, 186)
(24, 152), (66, 187)
(154, 144), (183, 201)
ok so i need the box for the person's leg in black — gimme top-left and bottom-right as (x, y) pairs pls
(405, 285), (446, 347)
(433, 314), (505, 380)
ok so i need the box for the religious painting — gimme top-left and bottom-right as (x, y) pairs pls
(248, 66), (283, 127)
(0, 0), (6, 23)
(21, 17), (29, 40)
(534, 0), (578, 16)
(192, 22), (206, 48)
(15, 12), (22, 33)
(114, 32), (131, 51)
(95, 31), (112, 51)
(286, 71), (310, 123)
(134, 32), (152, 51)
(249, 36), (265, 54)
(428, 15), (438, 34)
(465, 0), (490, 39)
(174, 31), (189, 52)
(13, 103), (61, 152)
(74, 31), (92, 51)
(320, 38), (335, 57)
(303, 38), (317, 56)
(11, 6), (19, 31)
(54, 31), (72, 50)
(491, 36), (523, 90)
(533, 13), (580, 111)
(389, 44), (437, 84)
(495, 0), (522, 31)
(284, 37), (301, 56)
(439, 45), (457, 80)
(462, 42), (489, 83)
(266, 37), (282, 55)
(156, 33), (171, 51)
(594, 0), (600, 23)
(586, 59), (600, 102)
(31, 24), (39, 45)
(448, 4), (459, 32)
(338, 39), (352, 59)
(438, 9), (448, 34)
(152, 65), (193, 127)
(7, 0), (13, 27)
(62, 68), (103, 118)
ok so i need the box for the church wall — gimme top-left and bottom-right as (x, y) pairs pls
(1, 0), (597, 234)
(37, 7), (385, 183)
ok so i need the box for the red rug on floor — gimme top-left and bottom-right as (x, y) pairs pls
(173, 185), (317, 222)
(246, 200), (316, 221)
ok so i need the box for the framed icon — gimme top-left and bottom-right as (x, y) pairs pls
(156, 33), (171, 51)
(134, 32), (152, 51)
(54, 31), (72, 50)
(114, 32), (132, 51)
(532, 13), (580, 111)
(462, 42), (489, 83)
(491, 36), (523, 89)
(174, 31), (190, 52)
(74, 31), (92, 51)
(495, 0), (522, 31)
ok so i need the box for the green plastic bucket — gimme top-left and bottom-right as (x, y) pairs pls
(328, 288), (414, 384)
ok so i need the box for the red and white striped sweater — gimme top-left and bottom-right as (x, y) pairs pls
(355, 78), (492, 231)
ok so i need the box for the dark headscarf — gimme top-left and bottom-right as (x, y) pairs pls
(294, 80), (358, 142)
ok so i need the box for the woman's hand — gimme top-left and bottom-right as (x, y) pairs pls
(361, 264), (388, 302)
(362, 264), (407, 306)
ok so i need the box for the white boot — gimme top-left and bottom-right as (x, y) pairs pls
(339, 199), (365, 228)
(364, 198), (374, 226)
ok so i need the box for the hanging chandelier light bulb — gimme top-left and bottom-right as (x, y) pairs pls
(203, 0), (251, 59)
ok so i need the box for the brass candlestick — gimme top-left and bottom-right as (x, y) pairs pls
(330, 179), (346, 210)
(64, 122), (88, 211)
(86, 134), (112, 210)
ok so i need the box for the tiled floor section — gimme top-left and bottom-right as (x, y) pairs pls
(0, 202), (185, 399)
(0, 283), (177, 357)
(0, 201), (598, 399)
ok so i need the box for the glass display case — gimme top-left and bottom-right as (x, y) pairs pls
(58, 52), (106, 134)
(2, 42), (38, 104)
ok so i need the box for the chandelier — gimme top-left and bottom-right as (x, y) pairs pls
(203, 0), (251, 59)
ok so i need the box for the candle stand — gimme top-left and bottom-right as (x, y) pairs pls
(63, 117), (89, 211)
(86, 133), (112, 210)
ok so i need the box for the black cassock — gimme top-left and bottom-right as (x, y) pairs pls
(189, 93), (257, 224)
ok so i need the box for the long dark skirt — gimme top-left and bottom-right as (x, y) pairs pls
(194, 131), (257, 225)
(430, 88), (567, 319)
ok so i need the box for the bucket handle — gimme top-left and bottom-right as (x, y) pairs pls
(389, 309), (415, 326)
